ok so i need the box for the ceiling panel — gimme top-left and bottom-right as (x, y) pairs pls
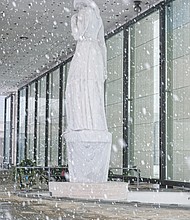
(0, 0), (161, 95)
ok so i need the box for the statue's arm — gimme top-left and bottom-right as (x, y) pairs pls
(77, 7), (90, 40)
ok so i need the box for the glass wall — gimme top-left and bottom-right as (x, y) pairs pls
(106, 31), (123, 170)
(48, 69), (60, 166)
(14, 0), (190, 186)
(166, 0), (190, 182)
(17, 89), (26, 164)
(36, 77), (46, 166)
(27, 83), (35, 160)
(17, 64), (69, 167)
(128, 11), (160, 178)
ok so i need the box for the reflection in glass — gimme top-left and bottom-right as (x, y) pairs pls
(128, 12), (160, 178)
(48, 69), (60, 166)
(18, 89), (26, 164)
(166, 0), (190, 182)
(27, 83), (35, 160)
(106, 31), (123, 171)
(37, 77), (46, 166)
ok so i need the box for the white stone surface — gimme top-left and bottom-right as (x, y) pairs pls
(128, 191), (190, 206)
(49, 182), (128, 200)
(65, 130), (112, 183)
(66, 0), (108, 132)
(65, 0), (112, 183)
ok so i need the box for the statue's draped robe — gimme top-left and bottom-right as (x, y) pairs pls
(65, 5), (111, 183)
(66, 6), (108, 132)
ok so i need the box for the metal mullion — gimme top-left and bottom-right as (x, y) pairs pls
(25, 86), (28, 160)
(123, 26), (129, 170)
(3, 98), (7, 166)
(58, 65), (63, 166)
(45, 74), (49, 167)
(34, 81), (38, 163)
(159, 3), (166, 181)
(16, 91), (21, 165)
(62, 64), (68, 165)
(9, 95), (14, 165)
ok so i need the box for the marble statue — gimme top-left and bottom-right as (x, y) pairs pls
(65, 0), (112, 183)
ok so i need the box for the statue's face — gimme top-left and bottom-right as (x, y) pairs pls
(75, 2), (87, 10)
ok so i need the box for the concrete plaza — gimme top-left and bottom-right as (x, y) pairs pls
(0, 184), (190, 220)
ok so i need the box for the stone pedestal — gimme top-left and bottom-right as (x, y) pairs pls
(49, 182), (128, 200)
(65, 130), (112, 183)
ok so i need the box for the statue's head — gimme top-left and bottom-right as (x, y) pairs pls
(74, 2), (87, 10)
(74, 0), (100, 19)
(74, 0), (99, 13)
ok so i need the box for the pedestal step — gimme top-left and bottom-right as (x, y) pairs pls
(49, 182), (128, 200)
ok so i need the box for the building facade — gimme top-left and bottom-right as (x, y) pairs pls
(3, 0), (190, 187)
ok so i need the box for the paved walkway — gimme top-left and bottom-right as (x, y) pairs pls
(0, 185), (190, 219)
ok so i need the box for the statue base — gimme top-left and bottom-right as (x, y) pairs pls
(49, 182), (128, 200)
(65, 130), (112, 183)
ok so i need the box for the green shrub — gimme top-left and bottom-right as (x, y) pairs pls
(16, 159), (36, 189)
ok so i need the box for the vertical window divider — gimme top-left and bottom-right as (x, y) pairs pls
(123, 26), (129, 169)
(34, 81), (38, 163)
(63, 64), (68, 164)
(16, 91), (20, 165)
(58, 65), (63, 166)
(159, 3), (166, 182)
(45, 74), (50, 167)
(9, 95), (13, 165)
(25, 86), (28, 160)
(3, 98), (7, 166)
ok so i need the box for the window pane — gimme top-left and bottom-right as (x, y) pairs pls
(37, 77), (46, 166)
(166, 0), (190, 182)
(106, 31), (123, 171)
(18, 89), (26, 163)
(128, 11), (160, 178)
(27, 83), (35, 160)
(48, 68), (60, 166)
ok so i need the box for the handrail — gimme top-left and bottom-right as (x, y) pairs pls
(109, 167), (141, 187)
